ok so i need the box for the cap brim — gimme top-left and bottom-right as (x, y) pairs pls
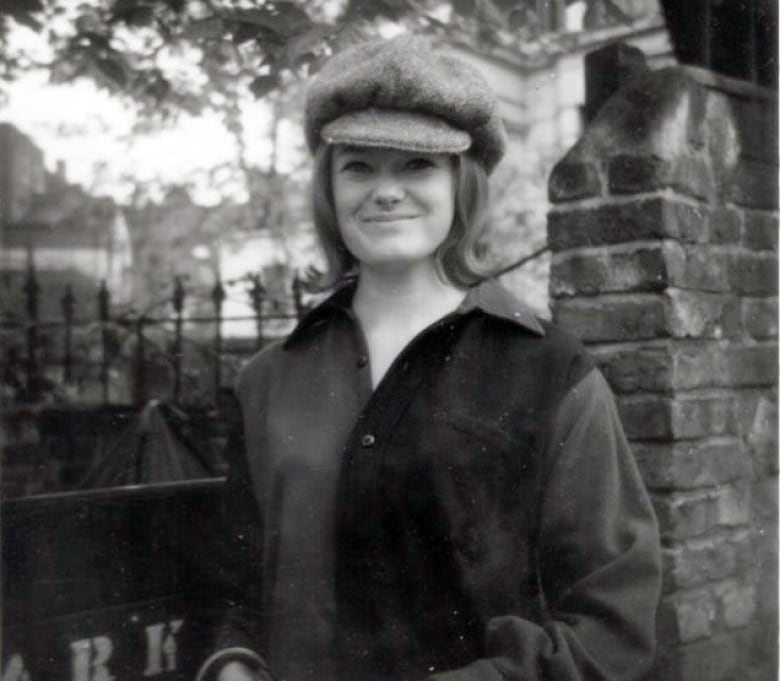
(321, 109), (471, 154)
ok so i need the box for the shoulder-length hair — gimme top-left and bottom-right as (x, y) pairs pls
(310, 145), (496, 289)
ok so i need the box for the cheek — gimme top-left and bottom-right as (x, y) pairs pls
(331, 180), (362, 222)
(432, 178), (457, 228)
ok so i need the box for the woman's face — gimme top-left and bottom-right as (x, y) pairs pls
(330, 146), (456, 273)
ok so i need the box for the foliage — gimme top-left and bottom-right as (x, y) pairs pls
(1, 1), (488, 113)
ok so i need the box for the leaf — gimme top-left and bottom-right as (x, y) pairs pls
(182, 16), (224, 40)
(95, 56), (128, 87)
(5, 0), (44, 30)
(232, 3), (312, 38)
(123, 6), (156, 27)
(230, 20), (262, 45)
(284, 24), (332, 62)
(249, 72), (280, 98)
(450, 0), (476, 16)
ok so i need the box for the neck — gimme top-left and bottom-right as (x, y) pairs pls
(353, 261), (466, 328)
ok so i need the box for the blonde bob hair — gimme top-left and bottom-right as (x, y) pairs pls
(310, 145), (496, 289)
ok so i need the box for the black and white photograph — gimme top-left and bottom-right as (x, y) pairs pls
(1, 2), (777, 681)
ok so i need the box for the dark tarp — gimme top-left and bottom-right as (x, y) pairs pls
(80, 401), (224, 487)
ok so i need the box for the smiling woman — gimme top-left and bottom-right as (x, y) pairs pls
(329, 147), (456, 275)
(198, 33), (662, 681)
(312, 145), (492, 289)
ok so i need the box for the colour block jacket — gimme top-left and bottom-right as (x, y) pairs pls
(200, 279), (662, 681)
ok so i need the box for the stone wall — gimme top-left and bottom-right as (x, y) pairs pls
(548, 46), (778, 681)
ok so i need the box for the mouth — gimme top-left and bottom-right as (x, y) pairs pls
(361, 214), (419, 223)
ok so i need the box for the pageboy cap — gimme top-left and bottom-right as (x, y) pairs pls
(304, 34), (507, 174)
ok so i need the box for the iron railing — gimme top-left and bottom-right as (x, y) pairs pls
(1, 265), (310, 406)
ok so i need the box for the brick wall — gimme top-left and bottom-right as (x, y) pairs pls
(548, 46), (778, 681)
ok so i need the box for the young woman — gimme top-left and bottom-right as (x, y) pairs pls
(199, 34), (661, 681)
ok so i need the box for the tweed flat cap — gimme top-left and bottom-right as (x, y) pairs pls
(304, 34), (507, 174)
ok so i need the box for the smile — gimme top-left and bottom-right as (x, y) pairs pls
(361, 214), (419, 222)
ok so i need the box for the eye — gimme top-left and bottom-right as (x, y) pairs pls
(405, 157), (437, 171)
(339, 159), (372, 173)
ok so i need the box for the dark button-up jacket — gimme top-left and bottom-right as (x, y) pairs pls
(204, 279), (661, 681)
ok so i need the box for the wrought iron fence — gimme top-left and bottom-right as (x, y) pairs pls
(1, 245), (549, 408)
(1, 264), (311, 407)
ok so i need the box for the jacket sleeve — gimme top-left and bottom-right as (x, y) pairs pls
(428, 368), (662, 681)
(196, 388), (270, 681)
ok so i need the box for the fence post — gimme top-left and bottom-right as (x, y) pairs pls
(249, 274), (266, 350)
(172, 277), (185, 402)
(133, 315), (146, 407)
(61, 286), (74, 384)
(22, 257), (40, 401)
(97, 281), (110, 404)
(211, 278), (225, 401)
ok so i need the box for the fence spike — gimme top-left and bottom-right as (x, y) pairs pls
(212, 277), (225, 400)
(61, 286), (75, 383)
(22, 255), (40, 401)
(172, 277), (185, 403)
(249, 274), (266, 349)
(97, 280), (111, 403)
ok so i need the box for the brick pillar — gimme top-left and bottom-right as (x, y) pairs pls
(548, 45), (778, 681)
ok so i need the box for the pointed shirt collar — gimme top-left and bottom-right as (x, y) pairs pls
(284, 278), (544, 350)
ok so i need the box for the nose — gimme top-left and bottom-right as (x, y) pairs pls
(371, 180), (405, 210)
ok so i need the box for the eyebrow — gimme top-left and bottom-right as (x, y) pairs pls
(333, 145), (371, 157)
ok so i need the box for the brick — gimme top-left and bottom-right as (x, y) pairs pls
(672, 394), (738, 439)
(742, 211), (779, 251)
(665, 290), (742, 339)
(607, 154), (666, 195)
(673, 344), (779, 389)
(633, 438), (751, 491)
(676, 635), (739, 681)
(728, 345), (778, 385)
(547, 197), (708, 251)
(548, 159), (602, 202)
(607, 154), (713, 201)
(594, 344), (673, 393)
(653, 489), (713, 539)
(661, 589), (717, 643)
(716, 482), (752, 526)
(549, 245), (668, 296)
(742, 297), (778, 339)
(725, 159), (779, 209)
(728, 251), (778, 295)
(670, 345), (737, 390)
(550, 240), (734, 297)
(710, 207), (742, 243)
(665, 244), (732, 292)
(553, 295), (667, 342)
(714, 581), (756, 629)
(653, 484), (750, 540)
(663, 531), (751, 590)
(618, 393), (737, 440)
(596, 342), (777, 393)
(740, 392), (779, 476)
(618, 395), (673, 439)
(751, 478), (778, 528)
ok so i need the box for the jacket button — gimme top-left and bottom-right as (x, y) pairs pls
(360, 434), (376, 448)
(357, 355), (369, 368)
